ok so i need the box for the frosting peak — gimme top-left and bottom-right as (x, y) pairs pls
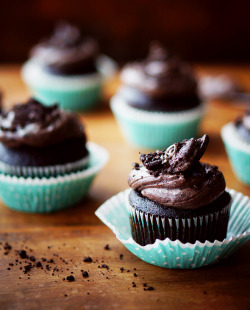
(0, 98), (86, 148)
(30, 22), (99, 75)
(119, 42), (201, 111)
(128, 135), (226, 209)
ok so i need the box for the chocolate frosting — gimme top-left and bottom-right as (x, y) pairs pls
(0, 98), (87, 148)
(30, 22), (99, 75)
(128, 135), (226, 209)
(119, 42), (201, 111)
(235, 108), (250, 142)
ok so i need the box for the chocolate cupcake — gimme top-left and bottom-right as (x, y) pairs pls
(111, 43), (205, 149)
(0, 98), (109, 213)
(221, 108), (250, 185)
(0, 98), (89, 177)
(127, 135), (231, 245)
(22, 22), (117, 111)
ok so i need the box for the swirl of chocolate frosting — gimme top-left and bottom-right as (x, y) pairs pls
(0, 98), (87, 148)
(119, 42), (201, 111)
(30, 22), (99, 75)
(128, 135), (226, 209)
(235, 108), (250, 142)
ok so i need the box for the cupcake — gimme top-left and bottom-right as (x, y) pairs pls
(221, 108), (250, 185)
(127, 134), (231, 245)
(0, 98), (108, 212)
(22, 22), (117, 111)
(111, 42), (204, 149)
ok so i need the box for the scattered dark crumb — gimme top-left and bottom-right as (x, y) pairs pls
(66, 275), (75, 282)
(30, 256), (36, 262)
(7, 267), (11, 270)
(4, 243), (12, 251)
(9, 263), (14, 266)
(82, 271), (89, 278)
(127, 270), (130, 272)
(134, 268), (136, 271)
(34, 262), (42, 268)
(134, 273), (138, 277)
(23, 265), (32, 274)
(132, 282), (137, 287)
(62, 278), (65, 281)
(41, 258), (47, 262)
(119, 254), (124, 260)
(101, 264), (109, 270)
(203, 291), (207, 294)
(144, 286), (154, 291)
(87, 292), (90, 295)
(143, 283), (147, 287)
(18, 250), (27, 259)
(104, 244), (110, 250)
(120, 267), (124, 273)
(83, 257), (92, 263)
(64, 294), (68, 297)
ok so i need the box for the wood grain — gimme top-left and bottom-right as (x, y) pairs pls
(0, 65), (249, 309)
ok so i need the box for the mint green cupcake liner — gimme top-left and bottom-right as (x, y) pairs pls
(22, 60), (102, 111)
(221, 123), (250, 185)
(0, 142), (108, 213)
(110, 96), (205, 150)
(0, 155), (89, 178)
(95, 188), (250, 269)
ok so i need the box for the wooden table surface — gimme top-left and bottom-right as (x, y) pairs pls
(0, 65), (249, 310)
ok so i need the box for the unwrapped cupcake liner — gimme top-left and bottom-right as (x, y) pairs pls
(22, 60), (103, 111)
(221, 123), (250, 185)
(110, 96), (205, 149)
(0, 142), (108, 213)
(0, 155), (89, 178)
(126, 192), (230, 245)
(95, 188), (250, 269)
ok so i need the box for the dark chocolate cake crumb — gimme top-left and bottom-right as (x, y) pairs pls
(64, 294), (68, 297)
(41, 257), (47, 262)
(143, 283), (147, 287)
(4, 243), (12, 251)
(18, 250), (27, 259)
(119, 254), (124, 260)
(35, 262), (42, 268)
(132, 282), (137, 287)
(83, 257), (92, 263)
(30, 256), (36, 262)
(120, 267), (124, 273)
(104, 244), (110, 250)
(133, 273), (138, 277)
(101, 264), (109, 270)
(144, 286), (155, 291)
(66, 275), (75, 282)
(82, 271), (89, 278)
(23, 265), (32, 274)
(9, 263), (14, 266)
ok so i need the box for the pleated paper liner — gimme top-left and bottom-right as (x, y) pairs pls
(110, 96), (205, 149)
(0, 142), (109, 213)
(0, 155), (89, 178)
(95, 188), (250, 269)
(21, 55), (118, 112)
(221, 123), (250, 185)
(126, 194), (230, 246)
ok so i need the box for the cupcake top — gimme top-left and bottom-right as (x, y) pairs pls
(119, 42), (201, 111)
(0, 98), (87, 148)
(30, 22), (99, 75)
(128, 135), (226, 209)
(235, 108), (250, 142)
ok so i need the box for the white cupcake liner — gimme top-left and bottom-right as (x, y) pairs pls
(95, 188), (250, 269)
(0, 155), (89, 178)
(125, 189), (231, 245)
(110, 96), (206, 124)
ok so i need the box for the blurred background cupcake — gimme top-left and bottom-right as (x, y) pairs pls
(22, 22), (117, 112)
(221, 108), (250, 185)
(0, 98), (108, 213)
(111, 42), (204, 149)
